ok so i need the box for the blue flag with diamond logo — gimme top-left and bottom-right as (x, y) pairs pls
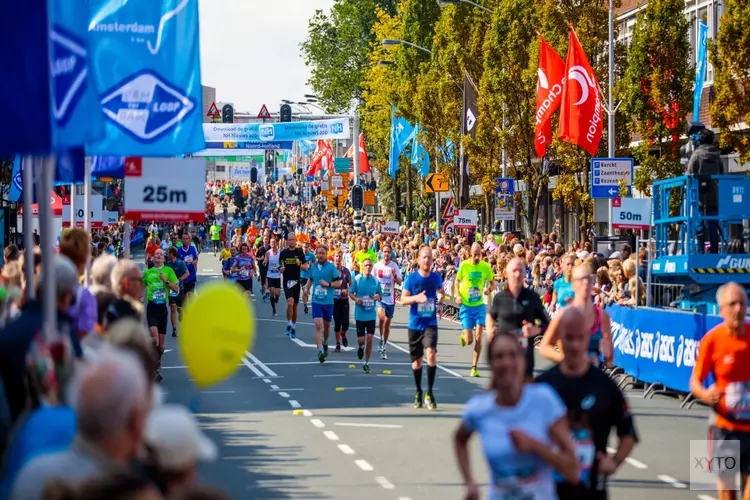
(87, 0), (205, 156)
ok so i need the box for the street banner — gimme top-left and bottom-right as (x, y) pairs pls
(534, 37), (566, 158)
(494, 178), (516, 221)
(124, 157), (206, 221)
(203, 117), (350, 143)
(693, 23), (709, 121)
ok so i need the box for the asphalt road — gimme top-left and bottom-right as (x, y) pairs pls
(152, 248), (713, 500)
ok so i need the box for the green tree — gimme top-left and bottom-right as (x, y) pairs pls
(621, 0), (692, 196)
(710, 0), (750, 163)
(301, 0), (397, 113)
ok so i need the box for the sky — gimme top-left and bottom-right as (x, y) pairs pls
(198, 0), (336, 115)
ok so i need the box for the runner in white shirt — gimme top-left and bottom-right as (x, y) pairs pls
(264, 237), (283, 317)
(373, 244), (402, 360)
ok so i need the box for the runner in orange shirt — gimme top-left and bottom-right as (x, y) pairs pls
(691, 282), (750, 499)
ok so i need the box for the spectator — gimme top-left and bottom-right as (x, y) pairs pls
(89, 254), (118, 295)
(687, 128), (724, 254)
(59, 228), (97, 340)
(42, 471), (163, 500)
(110, 260), (145, 322)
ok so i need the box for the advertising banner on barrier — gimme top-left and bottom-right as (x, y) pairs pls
(203, 118), (350, 143)
(609, 305), (722, 393)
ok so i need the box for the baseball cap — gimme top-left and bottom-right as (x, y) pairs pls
(608, 251), (622, 260)
(576, 251), (590, 259)
(145, 404), (217, 471)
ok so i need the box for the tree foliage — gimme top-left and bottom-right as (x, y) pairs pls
(301, 0), (397, 113)
(621, 0), (692, 196)
(710, 0), (750, 163)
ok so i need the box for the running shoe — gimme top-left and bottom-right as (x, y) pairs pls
(341, 334), (348, 348)
(459, 333), (466, 347)
(335, 344), (341, 353)
(381, 348), (387, 360)
(318, 350), (326, 363)
(304, 304), (309, 314)
(425, 392), (437, 410)
(172, 329), (178, 338)
(285, 325), (291, 336)
(414, 392), (423, 409)
(357, 345), (364, 360)
(323, 342), (329, 356)
(363, 364), (371, 374)
(470, 366), (480, 378)
(290, 328), (296, 340)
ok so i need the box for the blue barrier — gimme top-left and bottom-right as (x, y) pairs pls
(609, 305), (722, 394)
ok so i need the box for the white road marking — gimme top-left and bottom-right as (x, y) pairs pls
(355, 459), (373, 471)
(278, 392), (290, 398)
(334, 423), (403, 429)
(375, 476), (395, 489)
(698, 495), (718, 500)
(270, 385), (279, 390)
(335, 387), (372, 390)
(657, 475), (687, 488)
(262, 378), (272, 383)
(605, 447), (647, 469)
(289, 400), (301, 408)
(201, 390), (235, 394)
(338, 444), (355, 455)
(246, 352), (278, 377)
(323, 431), (339, 441)
(271, 388), (305, 392)
(252, 376), (284, 379)
(262, 361), (413, 366)
(313, 374), (345, 378)
(376, 374), (409, 378)
(290, 336), (355, 352)
(398, 497), (412, 500)
(259, 318), (316, 326)
(302, 410), (313, 417)
(375, 334), (463, 378)
(311, 419), (325, 428)
(241, 357), (265, 378)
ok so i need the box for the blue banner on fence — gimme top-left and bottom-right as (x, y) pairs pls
(609, 305), (722, 393)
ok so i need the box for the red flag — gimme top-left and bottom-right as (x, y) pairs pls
(344, 133), (371, 175)
(557, 30), (604, 156)
(305, 140), (333, 177)
(534, 37), (566, 158)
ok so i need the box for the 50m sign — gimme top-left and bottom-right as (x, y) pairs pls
(124, 157), (207, 222)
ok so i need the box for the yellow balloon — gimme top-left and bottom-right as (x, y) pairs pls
(179, 283), (255, 388)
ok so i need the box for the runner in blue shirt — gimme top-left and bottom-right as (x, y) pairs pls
(222, 246), (238, 283)
(349, 258), (382, 373)
(305, 244), (341, 364)
(400, 246), (445, 410)
(551, 254), (575, 313)
(177, 233), (199, 303)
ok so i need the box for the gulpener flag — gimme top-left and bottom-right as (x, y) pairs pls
(534, 37), (566, 158)
(557, 30), (603, 156)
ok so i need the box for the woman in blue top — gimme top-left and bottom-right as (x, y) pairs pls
(349, 258), (382, 374)
(232, 243), (256, 297)
(551, 254), (576, 314)
(223, 246), (239, 283)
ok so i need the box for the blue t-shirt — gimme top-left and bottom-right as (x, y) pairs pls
(235, 255), (254, 281)
(350, 274), (382, 322)
(178, 245), (199, 283)
(165, 259), (188, 294)
(553, 276), (574, 308)
(461, 384), (565, 500)
(223, 257), (237, 281)
(403, 271), (443, 330)
(308, 261), (340, 305)
(300, 251), (316, 280)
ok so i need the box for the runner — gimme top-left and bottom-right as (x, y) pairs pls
(550, 253), (576, 314)
(279, 233), (307, 338)
(232, 243), (255, 298)
(400, 246), (444, 410)
(222, 246), (239, 283)
(349, 258), (382, 373)
(164, 247), (189, 338)
(305, 244), (341, 363)
(299, 241), (316, 314)
(455, 242), (495, 377)
(454, 331), (579, 500)
(264, 237), (282, 316)
(332, 251), (352, 352)
(537, 307), (638, 500)
(690, 282), (750, 499)
(373, 244), (402, 360)
(486, 257), (549, 382)
(143, 249), (179, 382)
(177, 233), (199, 305)
(256, 235), (270, 302)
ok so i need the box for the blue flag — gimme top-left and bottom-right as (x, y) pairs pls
(410, 124), (431, 178)
(91, 156), (126, 178)
(388, 107), (416, 179)
(87, 0), (205, 156)
(53, 148), (86, 185)
(9, 156), (23, 203)
(693, 23), (709, 122)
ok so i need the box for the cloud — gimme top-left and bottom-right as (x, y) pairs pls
(198, 0), (335, 114)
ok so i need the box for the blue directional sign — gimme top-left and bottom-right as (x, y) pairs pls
(591, 157), (634, 199)
(204, 141), (293, 150)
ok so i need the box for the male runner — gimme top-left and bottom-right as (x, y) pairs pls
(299, 241), (316, 314)
(279, 233), (307, 338)
(332, 251), (352, 351)
(256, 235), (270, 302)
(143, 249), (179, 382)
(165, 247), (189, 338)
(305, 244), (341, 363)
(400, 246), (444, 410)
(178, 233), (199, 304)
(264, 237), (282, 316)
(455, 242), (495, 377)
(373, 244), (401, 360)
(209, 220), (221, 255)
(349, 258), (382, 373)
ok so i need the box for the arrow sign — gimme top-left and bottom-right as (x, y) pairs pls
(206, 101), (219, 117)
(257, 104), (272, 119)
(608, 188), (618, 195)
(424, 173), (449, 193)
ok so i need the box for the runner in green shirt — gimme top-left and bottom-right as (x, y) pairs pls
(210, 222), (222, 255)
(455, 242), (495, 377)
(143, 249), (180, 364)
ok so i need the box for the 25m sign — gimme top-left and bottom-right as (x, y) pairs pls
(124, 157), (207, 222)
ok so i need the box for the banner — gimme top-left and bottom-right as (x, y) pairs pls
(534, 37), (566, 158)
(87, 0), (205, 156)
(693, 22), (709, 122)
(203, 118), (350, 143)
(494, 178), (516, 221)
(609, 305), (721, 393)
(389, 107), (416, 179)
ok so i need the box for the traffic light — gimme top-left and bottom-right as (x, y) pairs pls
(280, 104), (292, 123)
(265, 150), (275, 170)
(222, 104), (234, 123)
(351, 185), (364, 211)
(250, 167), (258, 184)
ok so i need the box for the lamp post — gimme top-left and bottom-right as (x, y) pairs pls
(381, 39), (433, 55)
(437, 0), (495, 14)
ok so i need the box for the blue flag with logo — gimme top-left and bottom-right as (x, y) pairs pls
(388, 107), (416, 179)
(410, 124), (431, 178)
(87, 0), (205, 156)
(9, 156), (23, 203)
(91, 156), (126, 178)
(693, 22), (709, 122)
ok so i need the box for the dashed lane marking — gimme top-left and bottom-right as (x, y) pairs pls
(375, 476), (395, 489)
(201, 390), (235, 394)
(606, 447), (648, 469)
(262, 378), (272, 383)
(278, 392), (290, 398)
(338, 444), (355, 455)
(311, 419), (325, 428)
(334, 423), (402, 429)
(374, 334), (463, 379)
(657, 475), (687, 488)
(323, 431), (339, 441)
(698, 495), (718, 500)
(270, 385), (280, 390)
(271, 388), (305, 391)
(355, 459), (373, 471)
(288, 400), (301, 408)
(261, 361), (412, 366)
(313, 374), (346, 378)
(241, 357), (265, 378)
(246, 351), (278, 377)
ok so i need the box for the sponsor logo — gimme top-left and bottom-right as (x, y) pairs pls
(717, 256), (750, 268)
(100, 70), (195, 143)
(611, 319), (699, 369)
(466, 109), (476, 132)
(258, 124), (275, 141)
(330, 122), (344, 134)
(50, 26), (88, 124)
(568, 65), (596, 106)
(12, 169), (22, 192)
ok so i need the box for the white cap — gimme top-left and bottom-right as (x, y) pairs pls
(608, 251), (622, 260)
(513, 243), (525, 254)
(145, 404), (217, 471)
(576, 251), (590, 259)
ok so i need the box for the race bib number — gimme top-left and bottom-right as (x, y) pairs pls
(725, 382), (750, 420)
(417, 299), (435, 318)
(152, 288), (166, 303)
(361, 297), (374, 310)
(287, 280), (298, 289)
(240, 268), (250, 278)
(184, 255), (194, 264)
(169, 287), (179, 297)
(498, 488), (533, 500)
(314, 285), (327, 300)
(334, 288), (344, 298)
(468, 287), (481, 302)
(270, 264), (280, 273)
(576, 440), (596, 472)
(381, 282), (393, 297)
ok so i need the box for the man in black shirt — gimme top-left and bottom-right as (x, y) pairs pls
(487, 257), (549, 381)
(280, 233), (307, 336)
(536, 307), (638, 500)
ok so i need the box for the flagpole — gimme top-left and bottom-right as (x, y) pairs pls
(22, 157), (34, 301)
(83, 156), (92, 286)
(607, 0), (615, 237)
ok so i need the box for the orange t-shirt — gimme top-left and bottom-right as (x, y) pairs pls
(693, 323), (750, 432)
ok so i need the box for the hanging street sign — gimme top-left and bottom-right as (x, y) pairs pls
(591, 158), (634, 199)
(424, 173), (449, 193)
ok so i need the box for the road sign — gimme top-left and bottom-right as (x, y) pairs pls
(62, 194), (104, 228)
(443, 220), (454, 233)
(124, 157), (207, 222)
(327, 194), (346, 210)
(257, 104), (272, 119)
(382, 221), (399, 234)
(494, 177), (516, 221)
(206, 102), (220, 117)
(363, 190), (375, 206)
(424, 173), (449, 193)
(442, 196), (457, 220)
(612, 197), (651, 230)
(454, 210), (478, 228)
(591, 158), (634, 199)
(334, 157), (352, 174)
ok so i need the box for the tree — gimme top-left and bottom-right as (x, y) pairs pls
(301, 0), (397, 113)
(621, 0), (692, 196)
(710, 0), (750, 163)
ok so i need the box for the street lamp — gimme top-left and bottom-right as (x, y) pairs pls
(437, 0), (495, 14)
(303, 100), (326, 113)
(304, 94), (319, 100)
(381, 39), (433, 55)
